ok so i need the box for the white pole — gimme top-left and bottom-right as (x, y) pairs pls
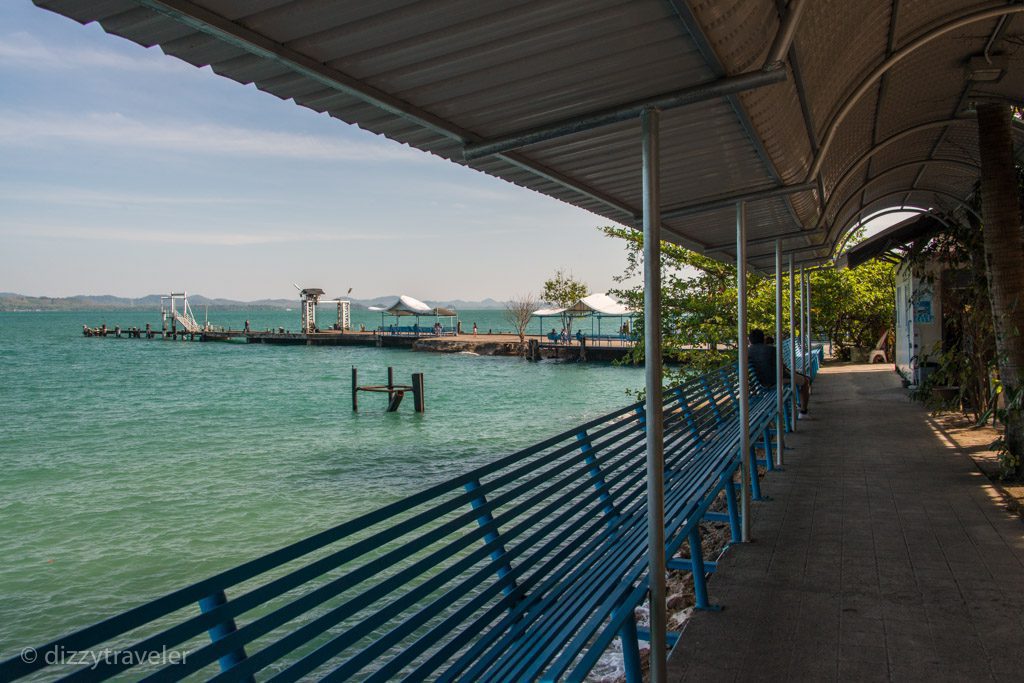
(775, 240), (785, 464)
(789, 255), (797, 430)
(800, 266), (808, 378)
(806, 271), (813, 361)
(641, 107), (667, 682)
(736, 201), (751, 543)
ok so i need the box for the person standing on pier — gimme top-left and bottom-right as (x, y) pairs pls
(472, 322), (478, 336)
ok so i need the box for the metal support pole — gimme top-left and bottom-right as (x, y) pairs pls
(800, 267), (808, 378)
(806, 272), (813, 365)
(774, 240), (785, 464)
(736, 201), (752, 543)
(789, 255), (797, 430)
(641, 107), (667, 682)
(198, 591), (251, 679)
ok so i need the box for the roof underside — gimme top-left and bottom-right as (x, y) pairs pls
(835, 213), (946, 269)
(32, 0), (1024, 269)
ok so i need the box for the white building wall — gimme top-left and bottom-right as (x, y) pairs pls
(894, 260), (944, 384)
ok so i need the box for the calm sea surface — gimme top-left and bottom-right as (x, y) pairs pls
(0, 308), (642, 657)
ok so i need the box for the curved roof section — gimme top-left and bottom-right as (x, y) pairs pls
(368, 295), (456, 317)
(31, 0), (1024, 269)
(533, 293), (635, 317)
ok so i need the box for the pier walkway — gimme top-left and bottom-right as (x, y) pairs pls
(669, 364), (1024, 681)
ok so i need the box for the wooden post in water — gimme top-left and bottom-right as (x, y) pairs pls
(351, 367), (358, 412)
(386, 390), (404, 412)
(387, 366), (394, 391)
(412, 373), (425, 413)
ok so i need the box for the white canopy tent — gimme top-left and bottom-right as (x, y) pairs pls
(533, 293), (636, 342)
(369, 295), (457, 336)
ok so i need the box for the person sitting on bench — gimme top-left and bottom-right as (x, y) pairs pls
(748, 328), (810, 416)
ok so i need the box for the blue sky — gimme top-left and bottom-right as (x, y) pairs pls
(0, 2), (915, 302)
(0, 1), (632, 301)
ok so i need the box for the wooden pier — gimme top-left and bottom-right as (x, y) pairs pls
(82, 325), (637, 361)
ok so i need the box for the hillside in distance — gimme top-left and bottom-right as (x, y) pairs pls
(0, 292), (509, 312)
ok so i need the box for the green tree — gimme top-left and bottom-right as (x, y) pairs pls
(541, 269), (588, 336)
(600, 225), (894, 381)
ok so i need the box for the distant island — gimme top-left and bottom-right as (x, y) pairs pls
(0, 292), (509, 312)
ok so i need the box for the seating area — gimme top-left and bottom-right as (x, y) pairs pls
(783, 339), (824, 380)
(2, 362), (790, 682)
(380, 324), (455, 337)
(587, 333), (636, 345)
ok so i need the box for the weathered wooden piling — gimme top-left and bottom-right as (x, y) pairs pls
(352, 367), (425, 413)
(352, 367), (359, 412)
(412, 373), (425, 412)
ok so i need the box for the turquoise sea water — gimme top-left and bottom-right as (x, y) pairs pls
(0, 309), (641, 659)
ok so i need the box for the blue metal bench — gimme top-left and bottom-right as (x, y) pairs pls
(380, 325), (454, 336)
(586, 333), (633, 345)
(782, 339), (824, 381)
(1, 363), (784, 683)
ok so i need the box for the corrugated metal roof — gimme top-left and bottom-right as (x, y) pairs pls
(30, 0), (1024, 269)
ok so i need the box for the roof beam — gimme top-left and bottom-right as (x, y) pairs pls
(806, 4), (1024, 182)
(662, 181), (816, 220)
(765, 0), (809, 68)
(666, 0), (807, 232)
(814, 186), (979, 261)
(136, 0), (475, 143)
(743, 187), (976, 265)
(132, 0), (646, 231)
(814, 118), (994, 229)
(900, 15), (1014, 206)
(461, 69), (788, 160)
(825, 158), (980, 240)
(703, 225), (825, 254)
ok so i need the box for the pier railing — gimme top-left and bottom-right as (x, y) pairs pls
(1, 363), (786, 683)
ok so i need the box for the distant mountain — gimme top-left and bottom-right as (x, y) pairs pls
(0, 293), (298, 312)
(0, 292), (509, 312)
(431, 298), (507, 310)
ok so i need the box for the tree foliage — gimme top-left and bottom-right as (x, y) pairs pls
(541, 269), (588, 335)
(600, 225), (895, 380)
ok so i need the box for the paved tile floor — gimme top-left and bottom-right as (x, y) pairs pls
(668, 365), (1024, 682)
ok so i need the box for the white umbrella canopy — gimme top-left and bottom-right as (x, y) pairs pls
(531, 293), (634, 317)
(566, 293), (635, 315)
(370, 295), (456, 317)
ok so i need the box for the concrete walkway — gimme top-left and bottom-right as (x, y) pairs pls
(668, 365), (1024, 681)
